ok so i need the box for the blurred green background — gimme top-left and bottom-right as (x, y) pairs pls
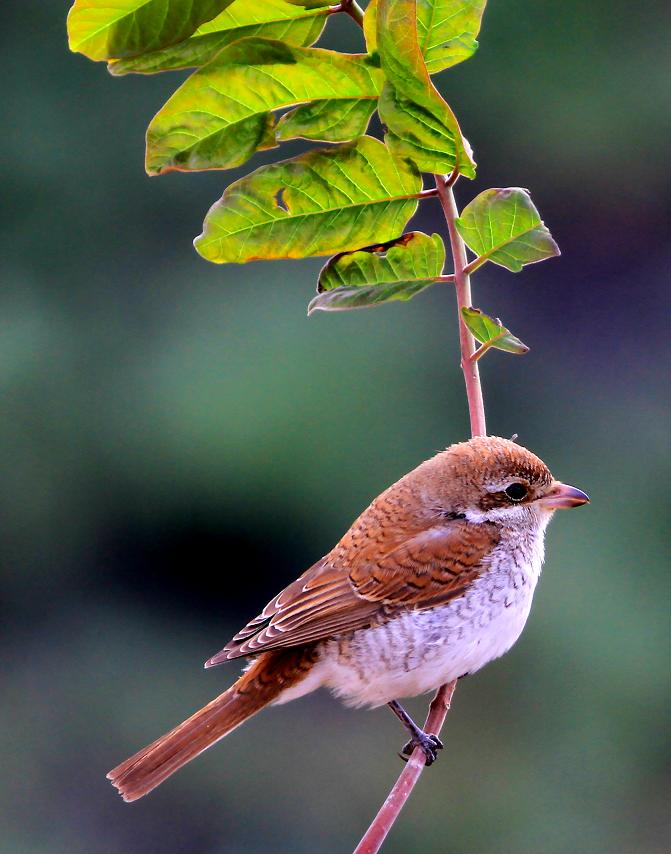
(2, 2), (670, 852)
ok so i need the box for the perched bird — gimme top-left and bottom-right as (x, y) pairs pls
(108, 436), (588, 801)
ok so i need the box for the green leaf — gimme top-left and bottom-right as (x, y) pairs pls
(376, 0), (476, 177)
(284, 0), (331, 7)
(363, 0), (379, 53)
(456, 188), (560, 272)
(67, 0), (235, 61)
(416, 0), (487, 73)
(308, 232), (446, 313)
(276, 99), (376, 143)
(194, 136), (422, 264)
(146, 39), (383, 174)
(366, 0), (487, 74)
(461, 307), (529, 355)
(108, 0), (327, 75)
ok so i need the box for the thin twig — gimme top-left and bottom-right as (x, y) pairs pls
(435, 174), (487, 437)
(353, 682), (457, 854)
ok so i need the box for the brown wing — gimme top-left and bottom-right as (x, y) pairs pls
(205, 559), (380, 664)
(350, 520), (499, 607)
(208, 520), (499, 664)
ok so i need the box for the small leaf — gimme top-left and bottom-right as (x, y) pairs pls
(376, 0), (476, 177)
(109, 0), (328, 75)
(195, 136), (422, 264)
(366, 0), (486, 74)
(456, 188), (560, 272)
(146, 39), (383, 174)
(461, 307), (529, 355)
(276, 99), (376, 143)
(309, 232), (446, 313)
(68, 0), (235, 61)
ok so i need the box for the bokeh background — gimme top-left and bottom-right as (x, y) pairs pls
(3, 2), (670, 852)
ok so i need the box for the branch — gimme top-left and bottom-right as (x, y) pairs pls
(353, 681), (457, 854)
(435, 174), (487, 437)
(352, 174), (487, 853)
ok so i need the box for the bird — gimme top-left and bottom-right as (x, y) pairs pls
(107, 435), (589, 802)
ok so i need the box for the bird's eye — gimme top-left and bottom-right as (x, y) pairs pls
(505, 483), (528, 502)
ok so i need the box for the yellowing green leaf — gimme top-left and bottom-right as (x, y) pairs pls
(376, 0), (476, 177)
(194, 136), (422, 264)
(284, 0), (331, 7)
(366, 0), (486, 74)
(109, 0), (327, 75)
(276, 99), (376, 143)
(363, 0), (379, 53)
(68, 0), (234, 61)
(461, 307), (529, 355)
(146, 39), (383, 174)
(456, 188), (560, 272)
(308, 232), (446, 313)
(417, 0), (486, 73)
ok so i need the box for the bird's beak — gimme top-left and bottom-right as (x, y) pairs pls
(538, 481), (590, 510)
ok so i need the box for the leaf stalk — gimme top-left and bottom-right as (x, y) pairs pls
(416, 187), (440, 199)
(469, 335), (502, 363)
(335, 0), (366, 26)
(463, 256), (485, 275)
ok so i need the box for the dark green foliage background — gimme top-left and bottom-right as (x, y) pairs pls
(2, 2), (670, 852)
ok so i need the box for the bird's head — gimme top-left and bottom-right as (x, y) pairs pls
(422, 436), (589, 527)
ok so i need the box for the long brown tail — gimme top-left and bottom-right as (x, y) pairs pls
(107, 646), (318, 801)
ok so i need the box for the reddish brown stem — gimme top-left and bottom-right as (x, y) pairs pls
(333, 0), (365, 26)
(353, 681), (457, 854)
(435, 174), (487, 437)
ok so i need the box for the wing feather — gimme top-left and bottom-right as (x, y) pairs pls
(208, 520), (498, 663)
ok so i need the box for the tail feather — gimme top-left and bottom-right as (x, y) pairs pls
(107, 646), (317, 802)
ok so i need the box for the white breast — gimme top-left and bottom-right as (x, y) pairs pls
(300, 521), (549, 709)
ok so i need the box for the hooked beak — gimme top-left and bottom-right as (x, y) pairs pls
(538, 481), (590, 510)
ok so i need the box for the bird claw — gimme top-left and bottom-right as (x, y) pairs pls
(398, 732), (443, 766)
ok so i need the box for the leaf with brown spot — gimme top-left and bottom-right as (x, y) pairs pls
(308, 231), (446, 314)
(195, 136), (422, 264)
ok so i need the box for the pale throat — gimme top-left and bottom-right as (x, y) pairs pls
(466, 502), (554, 584)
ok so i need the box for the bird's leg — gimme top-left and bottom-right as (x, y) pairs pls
(387, 700), (444, 766)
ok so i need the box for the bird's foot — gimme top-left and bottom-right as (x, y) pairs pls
(399, 731), (443, 766)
